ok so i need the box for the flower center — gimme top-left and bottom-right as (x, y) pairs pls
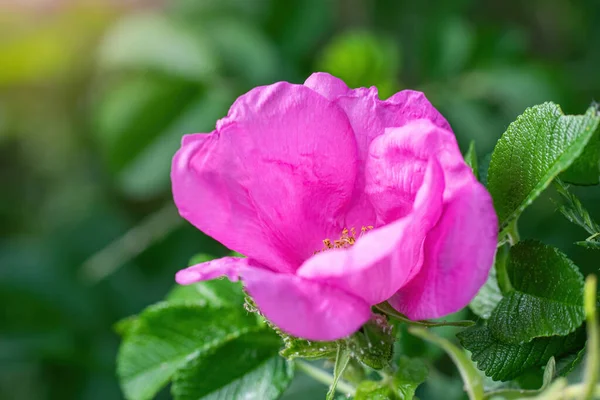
(314, 226), (373, 254)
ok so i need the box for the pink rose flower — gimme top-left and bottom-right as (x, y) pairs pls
(171, 73), (498, 341)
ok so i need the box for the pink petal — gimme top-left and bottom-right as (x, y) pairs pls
(389, 181), (498, 319)
(304, 73), (452, 228)
(365, 120), (472, 224)
(172, 82), (358, 272)
(175, 256), (247, 284)
(296, 159), (445, 305)
(304, 72), (351, 100)
(243, 267), (372, 341)
(174, 257), (370, 340)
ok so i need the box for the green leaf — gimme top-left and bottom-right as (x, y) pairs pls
(470, 255), (504, 320)
(353, 357), (427, 400)
(487, 103), (600, 231)
(458, 325), (585, 381)
(464, 141), (479, 177)
(166, 279), (244, 307)
(553, 179), (600, 249)
(394, 356), (429, 399)
(375, 302), (475, 327)
(279, 336), (338, 360)
(479, 152), (493, 186)
(117, 303), (259, 400)
(554, 179), (600, 234)
(409, 327), (484, 400)
(483, 357), (556, 399)
(349, 316), (394, 370)
(354, 381), (393, 400)
(166, 279), (244, 308)
(488, 241), (585, 343)
(114, 315), (140, 337)
(555, 347), (586, 377)
(562, 104), (600, 185)
(98, 12), (217, 81)
(576, 240), (600, 249)
(171, 330), (293, 400)
(327, 345), (351, 400)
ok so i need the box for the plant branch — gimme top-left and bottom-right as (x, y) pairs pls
(295, 360), (356, 397)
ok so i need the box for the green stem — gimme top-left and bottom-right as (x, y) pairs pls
(562, 383), (600, 399)
(374, 302), (474, 327)
(582, 275), (598, 400)
(295, 360), (356, 397)
(494, 244), (513, 295)
(506, 219), (520, 246)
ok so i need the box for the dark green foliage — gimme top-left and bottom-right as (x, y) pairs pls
(488, 241), (585, 343)
(458, 326), (585, 381)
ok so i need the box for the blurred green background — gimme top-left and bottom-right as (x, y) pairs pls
(1, 0), (600, 399)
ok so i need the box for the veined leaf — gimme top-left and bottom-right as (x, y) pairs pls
(488, 241), (585, 343)
(458, 325), (585, 381)
(117, 303), (259, 400)
(171, 330), (293, 400)
(483, 357), (556, 399)
(487, 103), (600, 231)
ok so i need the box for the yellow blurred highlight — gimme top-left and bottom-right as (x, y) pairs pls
(0, 1), (127, 86)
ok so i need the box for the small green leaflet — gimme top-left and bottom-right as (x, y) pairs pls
(488, 241), (585, 344)
(348, 316), (394, 370)
(353, 357), (428, 400)
(553, 179), (600, 249)
(279, 336), (338, 360)
(354, 381), (394, 399)
(394, 356), (429, 399)
(487, 103), (600, 231)
(326, 345), (351, 400)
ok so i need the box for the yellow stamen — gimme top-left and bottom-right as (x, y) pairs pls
(314, 226), (373, 254)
